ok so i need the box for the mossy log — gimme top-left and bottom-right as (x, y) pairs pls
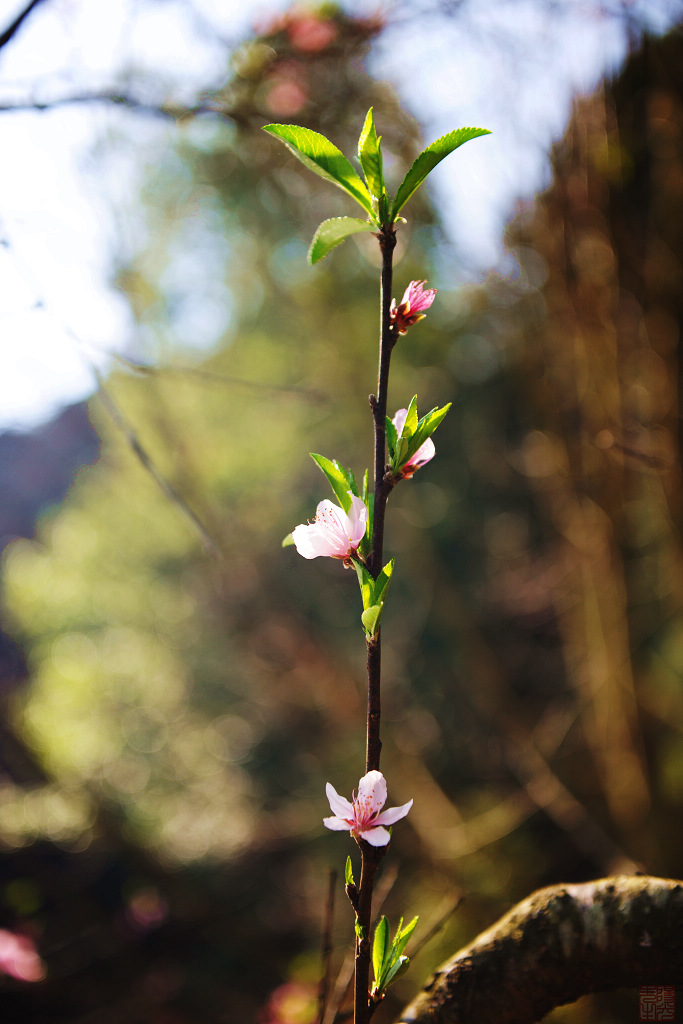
(398, 876), (683, 1024)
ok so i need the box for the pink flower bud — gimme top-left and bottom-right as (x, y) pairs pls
(392, 408), (435, 478)
(390, 280), (437, 335)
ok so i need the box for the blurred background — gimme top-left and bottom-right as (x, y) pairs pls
(1, 1), (683, 1021)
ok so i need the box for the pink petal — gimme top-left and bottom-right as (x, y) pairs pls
(357, 770), (387, 816)
(405, 280), (436, 312)
(392, 408), (408, 435)
(374, 798), (413, 827)
(359, 825), (391, 846)
(407, 437), (435, 468)
(292, 522), (329, 559)
(346, 493), (369, 546)
(323, 815), (353, 831)
(326, 782), (354, 819)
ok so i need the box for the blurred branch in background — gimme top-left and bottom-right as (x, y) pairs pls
(0, 0), (49, 51)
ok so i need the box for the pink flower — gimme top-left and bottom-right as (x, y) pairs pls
(292, 493), (368, 561)
(392, 408), (435, 478)
(0, 930), (46, 982)
(323, 770), (413, 847)
(390, 280), (437, 335)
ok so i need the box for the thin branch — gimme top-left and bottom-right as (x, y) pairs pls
(409, 896), (465, 960)
(0, 0), (48, 50)
(92, 370), (220, 558)
(398, 875), (683, 1024)
(115, 355), (326, 402)
(0, 91), (226, 119)
(326, 865), (399, 1024)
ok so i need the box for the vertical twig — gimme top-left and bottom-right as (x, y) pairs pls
(354, 224), (397, 1024)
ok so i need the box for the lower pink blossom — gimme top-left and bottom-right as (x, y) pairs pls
(323, 770), (413, 846)
(392, 408), (435, 478)
(292, 493), (368, 560)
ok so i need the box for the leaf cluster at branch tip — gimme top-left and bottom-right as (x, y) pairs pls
(262, 110), (490, 263)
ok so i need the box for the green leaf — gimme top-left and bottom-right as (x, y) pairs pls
(373, 558), (395, 608)
(389, 916), (418, 962)
(354, 560), (375, 611)
(391, 126), (491, 220)
(375, 916), (418, 993)
(310, 453), (354, 512)
(401, 403), (451, 465)
(262, 123), (377, 219)
(385, 415), (398, 461)
(403, 396), (419, 437)
(361, 604), (383, 638)
(381, 954), (410, 990)
(372, 916), (389, 984)
(355, 920), (366, 939)
(396, 396), (419, 466)
(345, 856), (354, 887)
(282, 532), (294, 548)
(358, 108), (385, 203)
(308, 217), (376, 265)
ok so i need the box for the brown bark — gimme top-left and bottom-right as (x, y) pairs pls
(398, 875), (683, 1024)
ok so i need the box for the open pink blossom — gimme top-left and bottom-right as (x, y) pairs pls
(292, 492), (368, 561)
(323, 770), (413, 847)
(0, 929), (46, 982)
(390, 280), (437, 335)
(392, 408), (435, 479)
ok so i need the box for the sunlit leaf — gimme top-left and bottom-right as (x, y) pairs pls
(372, 915), (390, 985)
(401, 403), (451, 465)
(310, 453), (354, 512)
(345, 855), (354, 887)
(308, 217), (376, 264)
(362, 604), (383, 638)
(358, 108), (385, 204)
(262, 124), (377, 219)
(391, 127), (491, 220)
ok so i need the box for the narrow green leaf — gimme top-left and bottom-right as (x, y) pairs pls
(310, 453), (353, 512)
(354, 560), (375, 611)
(385, 415), (398, 461)
(403, 396), (419, 437)
(308, 216), (376, 265)
(362, 604), (383, 638)
(358, 108), (385, 202)
(391, 126), (491, 220)
(282, 532), (294, 548)
(401, 404), (451, 465)
(361, 469), (369, 506)
(396, 396), (419, 465)
(373, 558), (395, 608)
(355, 920), (366, 939)
(262, 123), (376, 219)
(380, 954), (410, 990)
(345, 856), (354, 887)
(372, 916), (390, 984)
(390, 916), (418, 962)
